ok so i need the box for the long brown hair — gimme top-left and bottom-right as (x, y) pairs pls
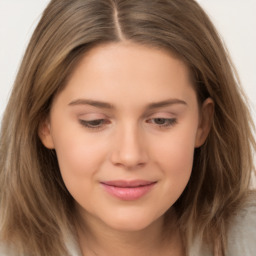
(0, 0), (255, 255)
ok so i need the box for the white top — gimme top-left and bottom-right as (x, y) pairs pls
(1, 198), (255, 255)
(189, 197), (256, 256)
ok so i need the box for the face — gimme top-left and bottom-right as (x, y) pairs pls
(39, 42), (213, 232)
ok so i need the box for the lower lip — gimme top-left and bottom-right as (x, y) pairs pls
(101, 183), (156, 201)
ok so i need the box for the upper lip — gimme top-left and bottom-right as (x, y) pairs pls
(100, 180), (157, 188)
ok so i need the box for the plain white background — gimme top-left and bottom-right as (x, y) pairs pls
(0, 0), (256, 125)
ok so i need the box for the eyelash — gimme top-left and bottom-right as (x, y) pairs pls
(146, 118), (177, 128)
(79, 119), (108, 130)
(79, 118), (177, 130)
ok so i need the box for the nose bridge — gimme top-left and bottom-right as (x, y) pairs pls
(110, 121), (148, 168)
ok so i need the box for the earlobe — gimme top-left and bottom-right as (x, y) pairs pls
(38, 118), (55, 149)
(195, 98), (214, 148)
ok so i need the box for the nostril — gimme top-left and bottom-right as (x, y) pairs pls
(109, 128), (149, 168)
(110, 147), (148, 169)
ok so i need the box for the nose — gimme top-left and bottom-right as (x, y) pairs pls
(110, 124), (148, 169)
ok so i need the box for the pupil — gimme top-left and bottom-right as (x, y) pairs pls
(155, 118), (165, 125)
(90, 120), (102, 126)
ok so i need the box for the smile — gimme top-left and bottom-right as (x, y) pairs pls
(100, 180), (157, 201)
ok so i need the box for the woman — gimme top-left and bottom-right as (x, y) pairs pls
(0, 0), (255, 255)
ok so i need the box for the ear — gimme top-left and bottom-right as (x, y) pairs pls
(38, 117), (55, 149)
(195, 98), (214, 148)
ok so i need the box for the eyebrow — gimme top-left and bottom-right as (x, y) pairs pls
(146, 99), (187, 109)
(68, 98), (187, 109)
(68, 99), (114, 109)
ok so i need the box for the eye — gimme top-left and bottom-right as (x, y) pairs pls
(147, 118), (177, 128)
(79, 119), (110, 130)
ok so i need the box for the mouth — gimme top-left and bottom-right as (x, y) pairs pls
(100, 180), (157, 201)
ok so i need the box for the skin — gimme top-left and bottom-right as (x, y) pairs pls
(39, 42), (213, 256)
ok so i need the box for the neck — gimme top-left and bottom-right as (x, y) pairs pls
(75, 209), (184, 256)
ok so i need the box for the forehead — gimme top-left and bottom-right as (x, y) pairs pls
(54, 42), (197, 109)
(78, 42), (189, 80)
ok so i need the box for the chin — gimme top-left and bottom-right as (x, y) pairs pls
(108, 220), (153, 232)
(102, 211), (161, 232)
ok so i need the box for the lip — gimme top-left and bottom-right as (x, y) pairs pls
(100, 180), (157, 201)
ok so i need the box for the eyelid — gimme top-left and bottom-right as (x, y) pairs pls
(146, 111), (176, 118)
(146, 117), (177, 126)
(78, 112), (108, 120)
(79, 118), (111, 131)
(145, 111), (178, 129)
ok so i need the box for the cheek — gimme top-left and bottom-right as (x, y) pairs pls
(51, 116), (107, 177)
(51, 127), (108, 200)
(152, 124), (197, 196)
(160, 142), (194, 190)
(53, 137), (108, 214)
(155, 125), (196, 169)
(55, 137), (96, 176)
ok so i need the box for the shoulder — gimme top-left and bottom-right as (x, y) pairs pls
(65, 231), (83, 256)
(227, 191), (256, 256)
(0, 243), (14, 256)
(188, 192), (256, 256)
